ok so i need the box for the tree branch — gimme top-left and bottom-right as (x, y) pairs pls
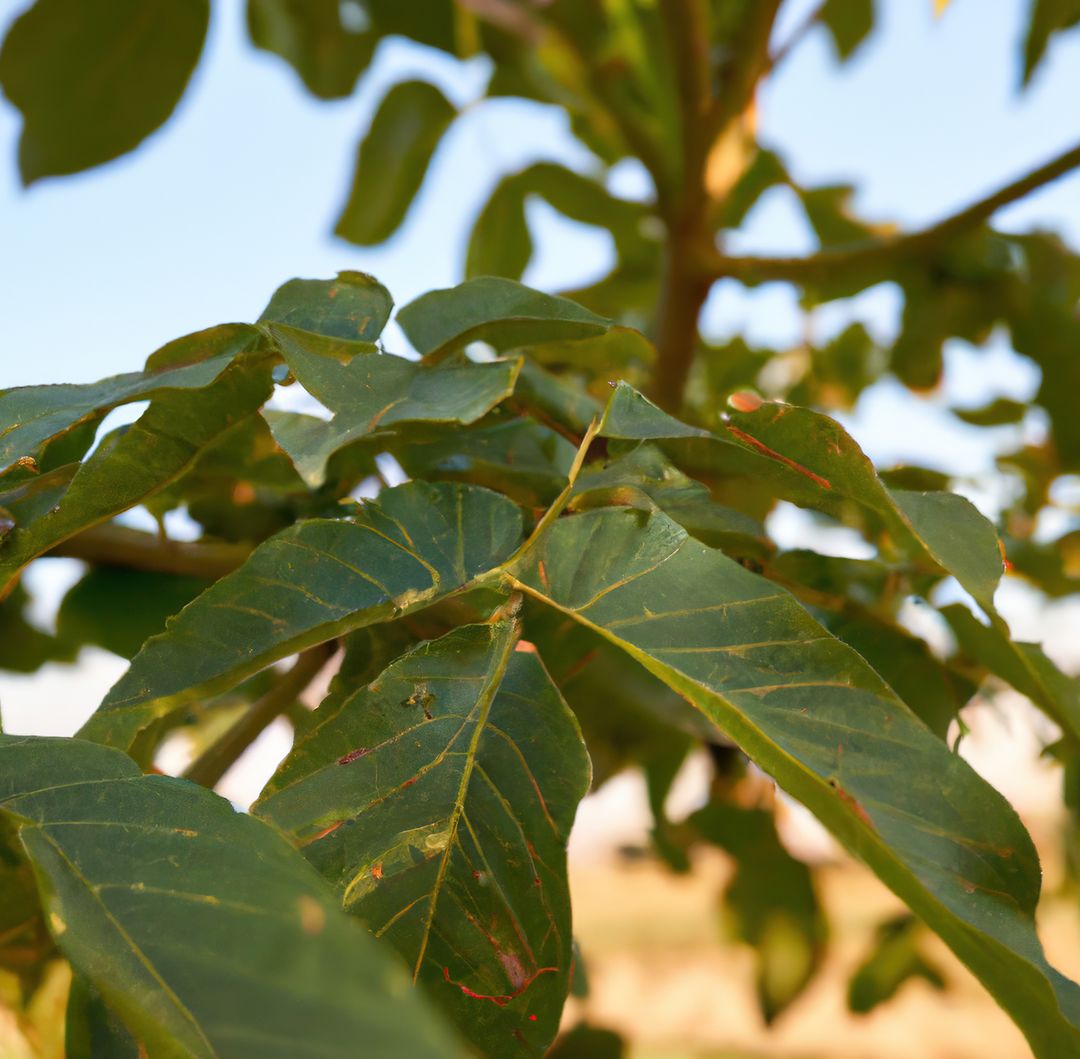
(183, 642), (336, 789)
(46, 524), (250, 579)
(650, 0), (782, 410)
(701, 139), (1080, 286)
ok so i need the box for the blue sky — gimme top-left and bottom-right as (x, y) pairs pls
(2, 0), (1080, 773)
(3, 0), (1079, 393)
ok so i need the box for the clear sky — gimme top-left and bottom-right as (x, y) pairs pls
(2, 0), (1080, 767)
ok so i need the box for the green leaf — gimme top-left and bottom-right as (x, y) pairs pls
(1022, 0), (1080, 83)
(465, 163), (655, 286)
(0, 325), (259, 476)
(365, 0), (458, 54)
(600, 383), (1004, 609)
(952, 397), (1029, 427)
(247, 0), (376, 99)
(334, 80), (457, 246)
(392, 417), (577, 507)
(547, 1022), (626, 1059)
(691, 802), (825, 1023)
(818, 0), (875, 61)
(0, 582), (75, 674)
(0, 354), (274, 596)
(510, 504), (1080, 1057)
(256, 620), (590, 1056)
(0, 0), (209, 184)
(265, 324), (520, 485)
(465, 175), (531, 281)
(66, 975), (140, 1059)
(798, 185), (877, 246)
(0, 734), (459, 1057)
(258, 271), (393, 343)
(397, 278), (612, 361)
(80, 482), (523, 749)
(942, 603), (1080, 726)
(847, 914), (945, 1014)
(56, 567), (211, 660)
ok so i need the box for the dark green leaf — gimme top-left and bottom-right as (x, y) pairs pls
(547, 1022), (625, 1059)
(80, 482), (523, 749)
(1022, 0), (1080, 83)
(57, 567), (211, 660)
(691, 802), (825, 1022)
(511, 504), (1080, 1057)
(818, 0), (874, 61)
(334, 80), (457, 246)
(0, 0), (209, 183)
(258, 271), (393, 343)
(66, 975), (140, 1059)
(0, 354), (274, 596)
(247, 0), (376, 99)
(848, 915), (946, 1014)
(0, 734), (459, 1057)
(0, 325), (259, 476)
(392, 417), (577, 507)
(0, 582), (75, 674)
(256, 620), (590, 1056)
(952, 397), (1029, 427)
(265, 323), (520, 485)
(397, 278), (612, 361)
(466, 175), (531, 281)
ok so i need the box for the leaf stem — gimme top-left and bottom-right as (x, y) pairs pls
(183, 642), (336, 789)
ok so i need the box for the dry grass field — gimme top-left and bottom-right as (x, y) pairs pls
(564, 840), (1080, 1059)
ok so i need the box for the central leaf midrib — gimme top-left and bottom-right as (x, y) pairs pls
(410, 620), (517, 981)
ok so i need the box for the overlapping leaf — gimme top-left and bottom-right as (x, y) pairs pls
(0, 354), (274, 596)
(265, 323), (520, 485)
(0, 324), (259, 476)
(258, 271), (394, 344)
(256, 620), (590, 1056)
(510, 504), (1080, 1057)
(80, 482), (523, 749)
(0, 734), (459, 1057)
(598, 384), (1080, 742)
(397, 277), (612, 361)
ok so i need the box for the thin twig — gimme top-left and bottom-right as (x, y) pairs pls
(183, 642), (336, 789)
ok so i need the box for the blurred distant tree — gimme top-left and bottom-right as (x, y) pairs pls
(4, 2), (1080, 1056)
